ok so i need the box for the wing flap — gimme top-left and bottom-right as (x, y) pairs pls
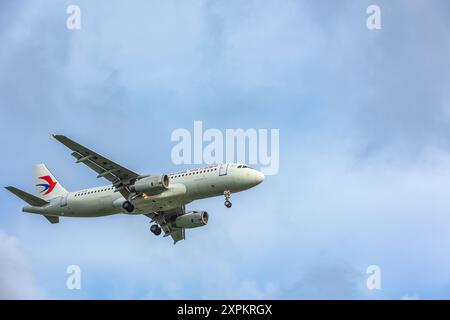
(70, 151), (119, 182)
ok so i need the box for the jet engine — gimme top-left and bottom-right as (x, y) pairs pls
(173, 211), (209, 229)
(131, 174), (169, 195)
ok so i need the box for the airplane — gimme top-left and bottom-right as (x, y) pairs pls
(5, 135), (265, 243)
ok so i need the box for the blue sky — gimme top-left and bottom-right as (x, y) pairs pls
(1, 0), (450, 299)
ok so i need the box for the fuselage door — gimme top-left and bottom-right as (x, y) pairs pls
(219, 164), (228, 176)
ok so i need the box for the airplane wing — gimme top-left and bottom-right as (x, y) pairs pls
(145, 206), (186, 244)
(52, 134), (141, 198)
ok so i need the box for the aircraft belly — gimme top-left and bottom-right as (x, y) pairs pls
(194, 181), (222, 198)
(134, 183), (190, 213)
(64, 195), (121, 217)
(137, 200), (188, 213)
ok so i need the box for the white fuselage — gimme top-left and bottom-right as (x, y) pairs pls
(23, 163), (264, 217)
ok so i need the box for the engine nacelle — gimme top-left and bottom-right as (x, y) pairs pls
(174, 211), (209, 229)
(131, 174), (169, 195)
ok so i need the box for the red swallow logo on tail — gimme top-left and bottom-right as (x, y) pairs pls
(36, 175), (57, 195)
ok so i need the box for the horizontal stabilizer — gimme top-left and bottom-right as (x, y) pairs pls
(5, 186), (48, 207)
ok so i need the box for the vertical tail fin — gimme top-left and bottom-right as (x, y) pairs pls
(33, 164), (68, 199)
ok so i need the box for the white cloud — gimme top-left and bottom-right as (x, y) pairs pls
(0, 230), (42, 299)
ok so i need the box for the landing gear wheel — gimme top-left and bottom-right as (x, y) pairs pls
(122, 201), (135, 212)
(150, 224), (161, 236)
(223, 190), (232, 208)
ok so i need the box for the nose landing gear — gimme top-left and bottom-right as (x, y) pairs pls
(150, 224), (162, 236)
(224, 190), (232, 208)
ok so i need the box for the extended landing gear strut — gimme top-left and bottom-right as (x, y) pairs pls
(122, 201), (135, 213)
(150, 224), (162, 236)
(224, 190), (232, 208)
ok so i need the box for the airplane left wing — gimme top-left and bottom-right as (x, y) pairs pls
(52, 134), (141, 198)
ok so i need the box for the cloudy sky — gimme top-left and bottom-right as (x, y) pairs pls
(1, 0), (450, 299)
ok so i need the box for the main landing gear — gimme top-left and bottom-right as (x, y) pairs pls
(150, 224), (162, 236)
(224, 190), (232, 208)
(122, 201), (135, 213)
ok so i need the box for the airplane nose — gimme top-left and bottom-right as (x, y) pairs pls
(254, 171), (265, 185)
